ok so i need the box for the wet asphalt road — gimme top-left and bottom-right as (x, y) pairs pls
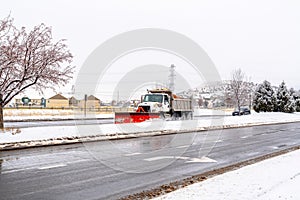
(1, 122), (300, 200)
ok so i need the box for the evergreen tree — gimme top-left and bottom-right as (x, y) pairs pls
(291, 89), (300, 112)
(277, 81), (294, 113)
(271, 88), (278, 112)
(253, 80), (275, 112)
(284, 97), (295, 113)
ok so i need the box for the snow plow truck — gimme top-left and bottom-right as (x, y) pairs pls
(115, 88), (193, 124)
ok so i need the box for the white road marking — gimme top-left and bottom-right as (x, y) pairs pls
(144, 156), (217, 163)
(176, 145), (190, 149)
(38, 163), (67, 170)
(185, 156), (217, 163)
(124, 152), (142, 156)
(144, 156), (172, 161)
(241, 136), (249, 139)
(2, 158), (90, 174)
(2, 168), (28, 174)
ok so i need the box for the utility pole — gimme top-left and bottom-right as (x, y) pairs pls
(117, 90), (119, 105)
(84, 94), (87, 117)
(169, 64), (176, 92)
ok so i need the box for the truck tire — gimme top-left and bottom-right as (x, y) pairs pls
(186, 112), (193, 120)
(180, 112), (187, 120)
(172, 112), (180, 120)
(159, 112), (165, 119)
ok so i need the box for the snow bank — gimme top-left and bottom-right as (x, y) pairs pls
(154, 149), (300, 200)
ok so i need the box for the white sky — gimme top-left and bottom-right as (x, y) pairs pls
(1, 0), (300, 101)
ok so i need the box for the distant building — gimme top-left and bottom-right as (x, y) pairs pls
(13, 94), (101, 109)
(78, 95), (101, 109)
(15, 97), (44, 107)
(69, 96), (79, 107)
(47, 94), (69, 108)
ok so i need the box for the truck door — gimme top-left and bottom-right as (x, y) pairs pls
(163, 95), (170, 112)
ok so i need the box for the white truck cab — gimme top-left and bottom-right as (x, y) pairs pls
(137, 93), (170, 113)
(115, 88), (193, 123)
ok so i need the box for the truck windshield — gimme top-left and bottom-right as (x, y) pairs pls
(143, 95), (163, 103)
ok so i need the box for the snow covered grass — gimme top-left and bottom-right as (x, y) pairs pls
(4, 109), (74, 116)
(3, 108), (113, 121)
(153, 149), (300, 200)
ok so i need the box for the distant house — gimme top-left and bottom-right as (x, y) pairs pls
(69, 96), (79, 107)
(78, 95), (101, 109)
(47, 94), (69, 108)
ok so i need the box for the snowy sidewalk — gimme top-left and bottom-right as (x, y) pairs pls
(1, 111), (300, 150)
(154, 149), (300, 200)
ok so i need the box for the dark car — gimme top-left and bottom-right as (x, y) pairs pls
(232, 106), (251, 116)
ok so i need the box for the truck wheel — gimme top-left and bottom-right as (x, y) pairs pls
(186, 112), (193, 120)
(172, 112), (180, 120)
(181, 112), (186, 120)
(159, 112), (165, 119)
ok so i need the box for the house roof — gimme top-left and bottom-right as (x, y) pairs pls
(87, 95), (100, 101)
(69, 96), (77, 100)
(49, 94), (68, 100)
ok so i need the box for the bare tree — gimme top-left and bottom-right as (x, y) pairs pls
(229, 68), (249, 114)
(0, 16), (74, 129)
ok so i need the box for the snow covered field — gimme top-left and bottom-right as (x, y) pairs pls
(1, 110), (300, 149)
(154, 149), (300, 200)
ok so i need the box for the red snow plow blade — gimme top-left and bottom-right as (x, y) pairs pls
(114, 112), (160, 124)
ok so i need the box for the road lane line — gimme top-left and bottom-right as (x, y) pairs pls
(241, 136), (250, 139)
(185, 156), (217, 163)
(124, 152), (142, 156)
(38, 163), (67, 170)
(176, 145), (190, 149)
(1, 158), (90, 174)
(144, 156), (171, 161)
(2, 168), (29, 174)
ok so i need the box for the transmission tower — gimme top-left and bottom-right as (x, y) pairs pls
(169, 64), (176, 91)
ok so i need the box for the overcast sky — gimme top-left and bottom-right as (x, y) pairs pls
(1, 0), (300, 101)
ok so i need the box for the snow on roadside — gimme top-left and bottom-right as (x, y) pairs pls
(153, 149), (300, 200)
